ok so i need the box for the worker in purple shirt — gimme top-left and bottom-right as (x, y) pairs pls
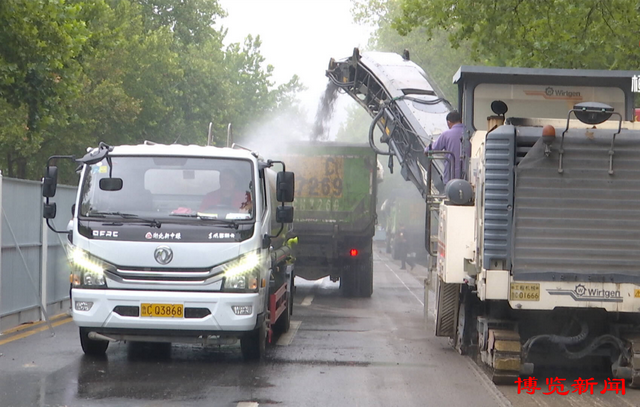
(425, 110), (466, 184)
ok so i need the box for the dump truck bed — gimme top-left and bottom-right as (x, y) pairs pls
(281, 142), (377, 235)
(269, 142), (378, 283)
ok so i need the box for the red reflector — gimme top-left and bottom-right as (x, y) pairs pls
(350, 249), (358, 257)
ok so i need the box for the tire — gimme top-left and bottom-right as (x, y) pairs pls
(340, 266), (357, 297)
(454, 286), (479, 355)
(273, 289), (291, 335)
(241, 318), (267, 360)
(357, 255), (374, 298)
(341, 261), (373, 298)
(289, 274), (294, 316)
(79, 328), (109, 356)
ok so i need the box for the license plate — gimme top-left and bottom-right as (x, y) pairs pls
(510, 283), (540, 301)
(141, 303), (184, 318)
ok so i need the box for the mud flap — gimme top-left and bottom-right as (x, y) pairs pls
(434, 277), (460, 337)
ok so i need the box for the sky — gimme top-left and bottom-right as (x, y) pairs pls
(218, 0), (373, 134)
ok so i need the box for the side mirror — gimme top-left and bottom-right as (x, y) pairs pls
(42, 166), (58, 198)
(43, 202), (57, 219)
(276, 171), (295, 202)
(99, 177), (123, 191)
(276, 206), (294, 224)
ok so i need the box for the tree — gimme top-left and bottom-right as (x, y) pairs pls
(135, 0), (226, 46)
(353, 0), (471, 104)
(0, 0), (89, 177)
(0, 0), (303, 180)
(222, 35), (301, 144)
(39, 0), (184, 178)
(393, 0), (640, 70)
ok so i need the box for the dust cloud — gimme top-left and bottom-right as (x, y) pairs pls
(311, 82), (339, 141)
(239, 80), (342, 156)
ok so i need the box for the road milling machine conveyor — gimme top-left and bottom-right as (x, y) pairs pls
(327, 48), (640, 385)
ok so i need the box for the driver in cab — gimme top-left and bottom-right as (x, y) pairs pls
(199, 169), (252, 213)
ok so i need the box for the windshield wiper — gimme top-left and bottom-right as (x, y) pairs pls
(168, 213), (239, 229)
(87, 211), (162, 228)
(208, 219), (239, 229)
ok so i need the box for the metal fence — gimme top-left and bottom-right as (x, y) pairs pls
(0, 173), (76, 331)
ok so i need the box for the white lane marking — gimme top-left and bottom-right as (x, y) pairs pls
(382, 261), (424, 306)
(237, 403), (259, 407)
(379, 250), (510, 406)
(276, 320), (301, 346)
(300, 278), (323, 306)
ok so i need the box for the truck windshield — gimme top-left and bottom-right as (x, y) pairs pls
(79, 156), (255, 221)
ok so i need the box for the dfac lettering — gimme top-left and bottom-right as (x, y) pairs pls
(92, 230), (119, 238)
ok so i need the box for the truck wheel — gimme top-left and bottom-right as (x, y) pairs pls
(357, 255), (374, 298)
(241, 318), (267, 360)
(79, 328), (109, 356)
(273, 290), (291, 334)
(340, 268), (357, 297)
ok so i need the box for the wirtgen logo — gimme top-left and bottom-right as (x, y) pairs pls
(547, 284), (622, 302)
(524, 87), (582, 100)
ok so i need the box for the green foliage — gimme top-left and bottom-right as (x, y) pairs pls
(393, 0), (640, 70)
(336, 0), (470, 144)
(342, 0), (640, 145)
(0, 0), (89, 177)
(0, 0), (303, 181)
(135, 0), (226, 46)
(353, 0), (470, 104)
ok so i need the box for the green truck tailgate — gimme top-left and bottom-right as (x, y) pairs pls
(280, 142), (377, 235)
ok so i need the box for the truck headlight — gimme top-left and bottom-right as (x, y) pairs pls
(69, 247), (111, 288)
(222, 251), (262, 292)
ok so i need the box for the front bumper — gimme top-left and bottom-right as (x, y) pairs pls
(72, 288), (260, 333)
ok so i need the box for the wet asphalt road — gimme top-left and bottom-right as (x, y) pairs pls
(0, 245), (637, 406)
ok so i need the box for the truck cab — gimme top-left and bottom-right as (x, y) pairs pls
(42, 142), (295, 359)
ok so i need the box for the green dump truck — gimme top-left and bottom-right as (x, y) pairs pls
(275, 142), (377, 297)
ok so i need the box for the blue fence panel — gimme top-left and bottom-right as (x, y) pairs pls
(1, 178), (43, 316)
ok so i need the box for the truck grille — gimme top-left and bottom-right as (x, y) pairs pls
(112, 266), (217, 282)
(113, 306), (139, 317)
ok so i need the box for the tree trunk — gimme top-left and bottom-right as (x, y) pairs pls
(16, 157), (27, 179)
(6, 152), (14, 178)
